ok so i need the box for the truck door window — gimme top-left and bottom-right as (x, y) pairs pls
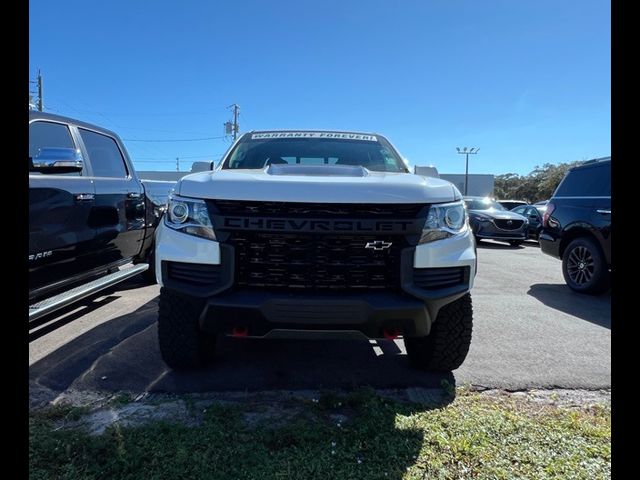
(78, 128), (128, 178)
(29, 121), (80, 176)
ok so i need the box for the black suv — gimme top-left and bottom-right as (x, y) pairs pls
(539, 157), (611, 294)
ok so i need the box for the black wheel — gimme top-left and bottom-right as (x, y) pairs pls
(509, 240), (523, 247)
(562, 237), (610, 294)
(157, 287), (216, 369)
(404, 293), (473, 372)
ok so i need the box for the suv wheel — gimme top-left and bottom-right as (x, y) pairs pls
(404, 293), (473, 372)
(157, 288), (217, 369)
(562, 237), (610, 294)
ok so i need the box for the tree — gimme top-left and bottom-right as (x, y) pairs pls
(493, 161), (585, 202)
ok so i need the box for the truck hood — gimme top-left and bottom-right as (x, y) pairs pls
(177, 166), (460, 204)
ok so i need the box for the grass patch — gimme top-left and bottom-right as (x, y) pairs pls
(29, 389), (610, 480)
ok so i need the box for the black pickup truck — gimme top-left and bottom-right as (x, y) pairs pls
(29, 111), (168, 321)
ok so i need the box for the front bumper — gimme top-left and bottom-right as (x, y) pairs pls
(154, 222), (476, 338)
(198, 289), (439, 338)
(471, 220), (528, 241)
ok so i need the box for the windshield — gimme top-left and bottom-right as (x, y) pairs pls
(464, 198), (507, 211)
(221, 132), (409, 173)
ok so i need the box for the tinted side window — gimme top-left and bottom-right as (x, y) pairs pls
(79, 128), (128, 178)
(29, 121), (80, 176)
(555, 164), (610, 197)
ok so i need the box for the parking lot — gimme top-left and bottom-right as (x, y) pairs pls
(29, 240), (610, 398)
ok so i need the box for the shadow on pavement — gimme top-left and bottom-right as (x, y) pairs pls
(527, 283), (611, 329)
(29, 299), (455, 395)
(29, 295), (120, 341)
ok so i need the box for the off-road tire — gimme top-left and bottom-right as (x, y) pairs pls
(158, 287), (216, 369)
(562, 237), (610, 295)
(404, 293), (473, 372)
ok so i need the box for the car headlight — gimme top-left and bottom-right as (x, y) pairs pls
(473, 214), (491, 223)
(419, 201), (467, 244)
(165, 194), (216, 240)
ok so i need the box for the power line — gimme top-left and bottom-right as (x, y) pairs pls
(133, 160), (213, 163)
(133, 153), (226, 160)
(123, 135), (227, 142)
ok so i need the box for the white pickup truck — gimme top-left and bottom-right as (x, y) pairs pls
(153, 131), (476, 371)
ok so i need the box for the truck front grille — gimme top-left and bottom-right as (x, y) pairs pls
(229, 232), (403, 291)
(213, 200), (425, 218)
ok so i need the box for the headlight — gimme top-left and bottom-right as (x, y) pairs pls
(419, 201), (467, 244)
(165, 194), (216, 240)
(472, 214), (491, 223)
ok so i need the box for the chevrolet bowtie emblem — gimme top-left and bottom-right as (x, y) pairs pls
(364, 240), (393, 251)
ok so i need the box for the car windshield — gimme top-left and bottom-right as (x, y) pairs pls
(221, 132), (409, 173)
(464, 198), (507, 211)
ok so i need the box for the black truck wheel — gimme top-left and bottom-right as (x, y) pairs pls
(157, 287), (216, 369)
(404, 293), (473, 372)
(562, 237), (610, 294)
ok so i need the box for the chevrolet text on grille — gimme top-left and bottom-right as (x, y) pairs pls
(220, 217), (418, 233)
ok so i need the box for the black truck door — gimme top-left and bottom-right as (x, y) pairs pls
(29, 120), (97, 294)
(76, 127), (146, 264)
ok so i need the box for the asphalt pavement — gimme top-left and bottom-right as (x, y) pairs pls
(29, 240), (611, 396)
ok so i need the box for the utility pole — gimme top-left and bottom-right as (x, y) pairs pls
(37, 69), (43, 111)
(456, 147), (479, 196)
(29, 70), (43, 111)
(228, 103), (240, 140)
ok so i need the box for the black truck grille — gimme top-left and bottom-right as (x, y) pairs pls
(229, 232), (404, 291)
(494, 219), (524, 230)
(212, 200), (425, 218)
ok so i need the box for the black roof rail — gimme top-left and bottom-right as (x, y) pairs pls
(582, 156), (611, 165)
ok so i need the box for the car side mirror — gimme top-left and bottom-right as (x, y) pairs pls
(30, 147), (84, 174)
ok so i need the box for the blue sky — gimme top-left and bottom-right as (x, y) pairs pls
(29, 0), (610, 175)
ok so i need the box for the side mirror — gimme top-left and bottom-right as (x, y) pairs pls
(30, 147), (84, 174)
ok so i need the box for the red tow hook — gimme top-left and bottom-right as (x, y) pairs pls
(383, 328), (401, 340)
(232, 326), (248, 337)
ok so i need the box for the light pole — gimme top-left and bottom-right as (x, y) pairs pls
(456, 147), (479, 195)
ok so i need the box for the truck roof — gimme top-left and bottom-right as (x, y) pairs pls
(29, 110), (122, 140)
